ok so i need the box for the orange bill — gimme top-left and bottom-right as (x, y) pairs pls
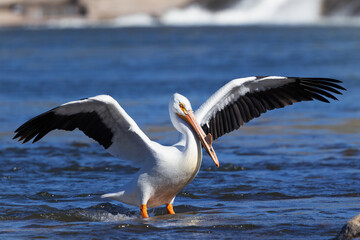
(184, 110), (219, 168)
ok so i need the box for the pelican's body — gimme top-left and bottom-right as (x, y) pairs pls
(14, 76), (345, 218)
(102, 94), (202, 212)
(106, 134), (202, 209)
(104, 95), (203, 208)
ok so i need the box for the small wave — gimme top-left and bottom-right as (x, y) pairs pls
(26, 209), (135, 222)
(211, 223), (262, 230)
(329, 193), (360, 198)
(1, 146), (29, 157)
(233, 150), (267, 156)
(179, 191), (201, 199)
(5, 203), (205, 222)
(204, 163), (247, 172)
(341, 148), (359, 157)
(17, 203), (138, 222)
(153, 204), (204, 216)
(213, 191), (312, 201)
(45, 162), (138, 173)
(29, 191), (65, 201)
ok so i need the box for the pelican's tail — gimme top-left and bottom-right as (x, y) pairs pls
(101, 191), (125, 200)
(101, 191), (139, 207)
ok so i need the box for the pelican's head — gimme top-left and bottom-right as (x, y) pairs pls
(170, 93), (193, 117)
(169, 93), (219, 168)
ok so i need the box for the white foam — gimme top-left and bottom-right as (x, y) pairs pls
(96, 212), (136, 222)
(45, 18), (92, 28)
(42, 0), (360, 28)
(161, 0), (323, 26)
(111, 14), (156, 27)
(81, 210), (136, 222)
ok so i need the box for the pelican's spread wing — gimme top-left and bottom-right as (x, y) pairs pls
(195, 76), (345, 140)
(14, 95), (154, 165)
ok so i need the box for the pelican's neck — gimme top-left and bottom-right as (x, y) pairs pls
(171, 114), (202, 163)
(174, 118), (203, 185)
(179, 121), (200, 152)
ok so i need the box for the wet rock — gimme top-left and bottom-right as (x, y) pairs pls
(336, 214), (360, 240)
(322, 0), (360, 16)
(194, 0), (238, 11)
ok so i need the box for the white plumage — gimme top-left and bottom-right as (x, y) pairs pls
(14, 76), (345, 218)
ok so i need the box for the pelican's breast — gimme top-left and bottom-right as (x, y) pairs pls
(145, 141), (202, 208)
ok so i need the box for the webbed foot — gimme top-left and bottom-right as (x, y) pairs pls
(166, 203), (175, 214)
(141, 204), (149, 218)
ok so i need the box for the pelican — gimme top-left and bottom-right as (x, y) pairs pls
(14, 76), (345, 218)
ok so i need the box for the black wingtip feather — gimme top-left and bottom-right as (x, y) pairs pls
(302, 78), (347, 91)
(202, 76), (345, 139)
(312, 78), (342, 83)
(300, 83), (338, 101)
(14, 107), (114, 148)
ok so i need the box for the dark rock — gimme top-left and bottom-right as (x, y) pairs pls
(322, 0), (360, 16)
(336, 214), (360, 240)
(194, 0), (239, 11)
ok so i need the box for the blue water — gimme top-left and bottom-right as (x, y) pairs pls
(0, 26), (359, 239)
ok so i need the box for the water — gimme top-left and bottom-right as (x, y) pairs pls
(0, 26), (359, 239)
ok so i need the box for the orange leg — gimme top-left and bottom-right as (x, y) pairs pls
(166, 203), (175, 214)
(140, 204), (149, 218)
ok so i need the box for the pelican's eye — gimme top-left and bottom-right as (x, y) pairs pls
(179, 103), (186, 112)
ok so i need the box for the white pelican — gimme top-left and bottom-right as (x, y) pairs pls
(14, 76), (345, 218)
